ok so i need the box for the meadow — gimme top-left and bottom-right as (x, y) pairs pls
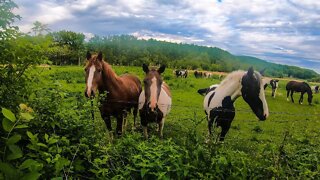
(1, 65), (320, 179)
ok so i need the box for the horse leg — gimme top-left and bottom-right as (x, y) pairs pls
(286, 90), (290, 101)
(272, 89), (275, 98)
(140, 109), (148, 139)
(158, 118), (165, 138)
(299, 92), (304, 104)
(206, 113), (218, 143)
(290, 91), (294, 103)
(122, 110), (128, 133)
(116, 114), (123, 136)
(101, 112), (113, 141)
(132, 106), (138, 130)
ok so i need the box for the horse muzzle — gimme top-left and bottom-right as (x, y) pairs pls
(84, 90), (95, 98)
(258, 114), (267, 121)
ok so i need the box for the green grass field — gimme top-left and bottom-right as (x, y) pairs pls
(24, 65), (320, 178)
(31, 65), (320, 141)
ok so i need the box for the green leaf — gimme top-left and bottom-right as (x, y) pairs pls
(15, 124), (29, 129)
(44, 134), (49, 142)
(141, 168), (148, 178)
(0, 162), (19, 179)
(2, 118), (14, 132)
(54, 157), (70, 174)
(27, 131), (34, 139)
(20, 159), (43, 172)
(2, 108), (16, 122)
(21, 172), (41, 180)
(7, 145), (23, 160)
(51, 177), (63, 180)
(20, 112), (34, 122)
(48, 138), (58, 145)
(20, 159), (38, 170)
(37, 143), (48, 148)
(7, 134), (21, 145)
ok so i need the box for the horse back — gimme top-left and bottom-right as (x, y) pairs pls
(286, 81), (309, 92)
(119, 74), (142, 95)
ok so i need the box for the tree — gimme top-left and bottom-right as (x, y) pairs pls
(31, 21), (50, 36)
(49, 30), (85, 65)
(0, 0), (51, 109)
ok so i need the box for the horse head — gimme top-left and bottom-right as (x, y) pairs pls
(142, 64), (166, 112)
(241, 67), (269, 121)
(84, 51), (104, 98)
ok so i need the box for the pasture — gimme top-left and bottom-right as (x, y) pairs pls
(20, 65), (320, 178)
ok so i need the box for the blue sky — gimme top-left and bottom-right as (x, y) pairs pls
(14, 0), (320, 73)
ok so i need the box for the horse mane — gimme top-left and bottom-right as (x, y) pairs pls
(302, 82), (313, 95)
(101, 60), (120, 84)
(302, 82), (311, 88)
(219, 70), (246, 87)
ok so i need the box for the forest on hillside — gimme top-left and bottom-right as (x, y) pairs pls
(49, 33), (319, 79)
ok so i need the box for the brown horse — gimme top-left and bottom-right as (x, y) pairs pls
(286, 81), (313, 105)
(139, 64), (172, 139)
(84, 52), (142, 137)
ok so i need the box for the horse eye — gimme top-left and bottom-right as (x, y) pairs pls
(84, 68), (88, 72)
(97, 69), (102, 73)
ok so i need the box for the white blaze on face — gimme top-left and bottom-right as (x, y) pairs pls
(259, 80), (269, 118)
(87, 65), (96, 97)
(149, 77), (158, 111)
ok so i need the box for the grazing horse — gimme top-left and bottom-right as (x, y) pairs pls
(139, 64), (172, 139)
(194, 71), (203, 78)
(84, 52), (142, 137)
(286, 81), (313, 105)
(175, 69), (188, 78)
(263, 79), (279, 98)
(203, 67), (269, 141)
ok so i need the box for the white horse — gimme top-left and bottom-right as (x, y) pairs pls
(139, 64), (172, 139)
(203, 67), (269, 141)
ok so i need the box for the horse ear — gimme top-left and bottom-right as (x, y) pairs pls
(247, 67), (254, 77)
(259, 68), (267, 76)
(158, 65), (166, 74)
(275, 80), (279, 82)
(86, 51), (91, 60)
(97, 51), (103, 61)
(142, 64), (149, 73)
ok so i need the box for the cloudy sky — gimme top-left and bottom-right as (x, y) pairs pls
(14, 0), (320, 72)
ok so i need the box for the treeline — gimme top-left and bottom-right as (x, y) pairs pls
(43, 32), (318, 79)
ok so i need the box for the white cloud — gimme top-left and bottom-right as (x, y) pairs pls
(13, 0), (320, 72)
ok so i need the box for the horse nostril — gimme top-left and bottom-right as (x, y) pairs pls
(84, 91), (88, 98)
(91, 90), (95, 97)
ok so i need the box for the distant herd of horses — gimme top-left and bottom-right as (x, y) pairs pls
(85, 52), (319, 141)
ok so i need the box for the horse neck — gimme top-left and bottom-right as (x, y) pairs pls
(100, 61), (120, 93)
(306, 88), (312, 96)
(212, 74), (243, 107)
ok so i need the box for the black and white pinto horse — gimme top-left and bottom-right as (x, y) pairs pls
(286, 81), (313, 105)
(203, 67), (269, 141)
(175, 69), (188, 78)
(312, 85), (319, 94)
(263, 79), (279, 98)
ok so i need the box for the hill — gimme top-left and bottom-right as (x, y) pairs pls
(84, 35), (319, 79)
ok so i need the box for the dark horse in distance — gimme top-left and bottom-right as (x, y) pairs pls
(286, 81), (313, 105)
(84, 52), (142, 138)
